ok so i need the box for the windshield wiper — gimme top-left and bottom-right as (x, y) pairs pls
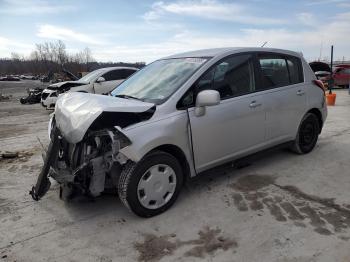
(114, 94), (143, 101)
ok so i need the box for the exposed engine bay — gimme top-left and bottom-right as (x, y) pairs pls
(30, 123), (130, 200)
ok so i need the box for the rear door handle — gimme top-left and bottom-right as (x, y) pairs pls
(249, 101), (262, 108)
(297, 90), (305, 96)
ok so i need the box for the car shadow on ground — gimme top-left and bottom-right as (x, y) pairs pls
(56, 145), (293, 220)
(185, 144), (292, 190)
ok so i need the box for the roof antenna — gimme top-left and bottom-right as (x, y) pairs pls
(261, 41), (268, 47)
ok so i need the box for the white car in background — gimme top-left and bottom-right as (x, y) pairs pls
(41, 67), (138, 109)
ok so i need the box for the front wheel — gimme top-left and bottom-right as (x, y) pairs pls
(118, 151), (183, 217)
(291, 113), (320, 154)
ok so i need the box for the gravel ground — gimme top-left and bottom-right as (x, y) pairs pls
(1, 80), (350, 262)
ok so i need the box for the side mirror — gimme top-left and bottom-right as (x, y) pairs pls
(195, 90), (220, 117)
(96, 76), (105, 83)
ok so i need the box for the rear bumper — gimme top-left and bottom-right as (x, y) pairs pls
(320, 98), (328, 131)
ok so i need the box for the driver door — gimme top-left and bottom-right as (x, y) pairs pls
(188, 54), (266, 172)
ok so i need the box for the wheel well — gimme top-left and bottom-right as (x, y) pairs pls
(151, 144), (191, 183)
(308, 108), (323, 132)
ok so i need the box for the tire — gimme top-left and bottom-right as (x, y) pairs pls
(291, 113), (320, 154)
(20, 97), (27, 104)
(118, 151), (183, 217)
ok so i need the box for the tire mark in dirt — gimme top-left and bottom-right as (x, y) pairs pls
(228, 175), (350, 236)
(134, 226), (237, 262)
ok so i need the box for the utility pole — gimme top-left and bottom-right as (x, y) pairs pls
(329, 45), (334, 94)
(319, 41), (323, 61)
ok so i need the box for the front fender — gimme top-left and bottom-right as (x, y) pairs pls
(120, 111), (196, 177)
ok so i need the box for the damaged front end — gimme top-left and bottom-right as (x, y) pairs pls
(30, 92), (155, 201)
(30, 122), (131, 200)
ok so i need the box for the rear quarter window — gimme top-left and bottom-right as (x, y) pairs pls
(286, 56), (304, 84)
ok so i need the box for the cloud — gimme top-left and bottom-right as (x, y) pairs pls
(143, 0), (286, 25)
(0, 0), (75, 15)
(306, 0), (346, 5)
(296, 12), (318, 26)
(337, 2), (350, 7)
(36, 24), (103, 45)
(2, 2), (350, 63)
(94, 12), (350, 63)
(0, 36), (34, 58)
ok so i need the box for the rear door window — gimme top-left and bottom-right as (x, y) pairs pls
(258, 54), (304, 89)
(258, 56), (289, 88)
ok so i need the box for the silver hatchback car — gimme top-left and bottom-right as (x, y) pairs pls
(31, 47), (327, 217)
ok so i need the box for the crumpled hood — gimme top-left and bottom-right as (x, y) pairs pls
(48, 81), (88, 90)
(55, 92), (154, 143)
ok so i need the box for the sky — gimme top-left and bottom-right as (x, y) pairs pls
(0, 0), (350, 63)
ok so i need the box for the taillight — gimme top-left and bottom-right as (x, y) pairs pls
(313, 79), (326, 94)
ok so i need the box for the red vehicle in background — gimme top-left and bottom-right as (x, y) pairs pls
(309, 61), (331, 88)
(333, 65), (350, 88)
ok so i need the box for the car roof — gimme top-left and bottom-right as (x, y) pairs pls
(164, 47), (303, 60)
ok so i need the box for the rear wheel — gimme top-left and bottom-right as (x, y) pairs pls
(118, 151), (183, 217)
(291, 113), (320, 154)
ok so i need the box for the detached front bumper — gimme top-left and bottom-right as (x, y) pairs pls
(29, 128), (59, 200)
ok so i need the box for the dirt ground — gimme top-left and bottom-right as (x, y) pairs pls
(1, 80), (350, 262)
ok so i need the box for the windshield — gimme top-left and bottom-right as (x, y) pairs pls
(111, 57), (208, 104)
(79, 69), (104, 83)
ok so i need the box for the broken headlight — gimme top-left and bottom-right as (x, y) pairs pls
(108, 128), (131, 150)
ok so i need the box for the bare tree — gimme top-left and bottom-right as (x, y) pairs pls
(56, 40), (67, 65)
(0, 40), (144, 76)
(29, 51), (40, 61)
(49, 42), (58, 63)
(11, 52), (22, 61)
(80, 47), (94, 71)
